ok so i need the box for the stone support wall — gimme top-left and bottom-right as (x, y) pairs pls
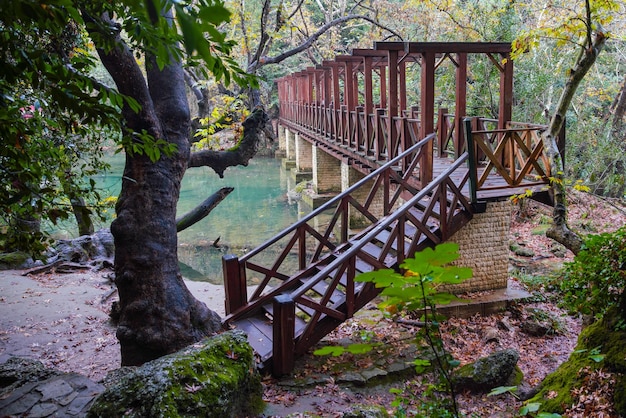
(295, 133), (313, 172)
(276, 125), (287, 158)
(285, 129), (295, 160)
(313, 146), (341, 194)
(444, 200), (511, 293)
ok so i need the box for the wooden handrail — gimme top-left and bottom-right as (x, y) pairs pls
(236, 133), (436, 263)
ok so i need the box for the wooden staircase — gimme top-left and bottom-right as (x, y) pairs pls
(221, 137), (476, 375)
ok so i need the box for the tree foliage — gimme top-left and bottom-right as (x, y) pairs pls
(560, 226), (626, 319)
(0, 0), (259, 257)
(0, 1), (118, 256)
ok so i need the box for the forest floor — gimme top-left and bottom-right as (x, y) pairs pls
(1, 190), (625, 417)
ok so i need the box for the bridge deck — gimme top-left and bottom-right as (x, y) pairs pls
(434, 157), (549, 202)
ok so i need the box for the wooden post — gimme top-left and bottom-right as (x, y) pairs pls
(399, 59), (407, 114)
(379, 66), (387, 109)
(455, 53), (467, 157)
(364, 57), (373, 153)
(437, 107), (448, 157)
(387, 49), (398, 161)
(499, 52), (514, 169)
(420, 51), (435, 183)
(375, 108), (385, 159)
(464, 118), (478, 205)
(272, 294), (295, 376)
(222, 254), (247, 315)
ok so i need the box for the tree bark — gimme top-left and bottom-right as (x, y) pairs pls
(542, 20), (606, 256)
(188, 106), (268, 177)
(89, 12), (222, 366)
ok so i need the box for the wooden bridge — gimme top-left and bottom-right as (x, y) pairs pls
(220, 42), (562, 376)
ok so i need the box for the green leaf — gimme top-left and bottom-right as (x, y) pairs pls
(198, 4), (231, 25)
(488, 386), (517, 396)
(519, 402), (541, 416)
(346, 343), (373, 355)
(589, 354), (605, 362)
(412, 359), (431, 367)
(313, 346), (345, 357)
(355, 269), (399, 287)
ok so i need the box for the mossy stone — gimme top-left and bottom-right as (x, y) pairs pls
(527, 309), (626, 415)
(87, 330), (263, 417)
(0, 252), (30, 269)
(453, 349), (520, 392)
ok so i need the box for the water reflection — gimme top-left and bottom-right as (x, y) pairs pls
(61, 154), (312, 284)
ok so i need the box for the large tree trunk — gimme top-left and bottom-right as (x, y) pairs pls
(91, 13), (221, 366)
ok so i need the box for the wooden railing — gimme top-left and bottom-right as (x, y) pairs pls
(222, 135), (434, 316)
(222, 136), (474, 373)
(464, 118), (551, 198)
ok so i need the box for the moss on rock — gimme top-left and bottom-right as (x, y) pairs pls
(0, 252), (30, 269)
(453, 349), (520, 392)
(87, 330), (263, 417)
(527, 309), (626, 415)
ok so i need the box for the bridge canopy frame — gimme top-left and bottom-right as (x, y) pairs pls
(277, 42), (515, 184)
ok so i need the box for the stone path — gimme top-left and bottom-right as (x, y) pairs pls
(0, 357), (104, 417)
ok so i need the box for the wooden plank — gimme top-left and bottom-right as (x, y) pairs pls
(231, 317), (273, 362)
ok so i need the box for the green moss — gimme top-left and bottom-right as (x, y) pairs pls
(528, 310), (626, 415)
(87, 331), (264, 417)
(0, 252), (29, 269)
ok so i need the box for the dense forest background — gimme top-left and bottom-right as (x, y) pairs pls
(221, 0), (626, 197)
(3, 0), (625, 255)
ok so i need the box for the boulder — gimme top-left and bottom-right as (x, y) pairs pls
(520, 320), (550, 336)
(87, 331), (264, 417)
(453, 348), (521, 392)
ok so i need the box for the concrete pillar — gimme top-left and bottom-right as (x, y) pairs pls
(285, 129), (295, 160)
(295, 133), (312, 172)
(312, 146), (341, 194)
(282, 128), (296, 170)
(341, 163), (385, 229)
(276, 125), (287, 158)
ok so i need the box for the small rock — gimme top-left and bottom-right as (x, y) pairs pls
(360, 367), (387, 382)
(481, 326), (500, 344)
(550, 243), (567, 258)
(520, 320), (550, 336)
(453, 349), (520, 392)
(342, 404), (389, 417)
(516, 380), (539, 400)
(337, 372), (366, 385)
(497, 317), (514, 332)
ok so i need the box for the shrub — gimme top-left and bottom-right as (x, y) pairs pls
(560, 227), (626, 319)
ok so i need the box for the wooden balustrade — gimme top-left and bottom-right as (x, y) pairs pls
(223, 137), (474, 370)
(223, 135), (438, 316)
(464, 118), (551, 196)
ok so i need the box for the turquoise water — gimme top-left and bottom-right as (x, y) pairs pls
(55, 154), (309, 283)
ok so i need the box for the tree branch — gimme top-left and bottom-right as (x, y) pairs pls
(247, 14), (403, 73)
(542, 10), (607, 255)
(176, 187), (234, 232)
(188, 107), (268, 177)
(82, 11), (160, 135)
